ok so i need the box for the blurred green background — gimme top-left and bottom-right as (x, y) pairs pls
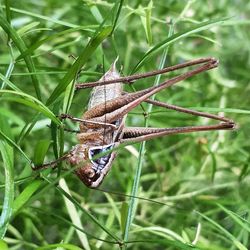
(0, 0), (250, 249)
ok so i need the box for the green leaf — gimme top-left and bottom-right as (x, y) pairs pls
(46, 25), (112, 106)
(0, 15), (41, 100)
(6, 6), (92, 28)
(33, 139), (51, 165)
(132, 17), (230, 72)
(90, 5), (103, 23)
(139, 0), (153, 45)
(197, 211), (248, 250)
(0, 68), (23, 92)
(56, 185), (119, 242)
(217, 204), (250, 234)
(0, 90), (61, 125)
(59, 179), (90, 250)
(17, 21), (40, 36)
(13, 179), (43, 214)
(0, 117), (14, 238)
(4, 0), (11, 24)
(0, 129), (30, 164)
(121, 201), (129, 237)
(16, 27), (92, 60)
(111, 0), (124, 34)
(0, 240), (8, 250)
(36, 243), (83, 250)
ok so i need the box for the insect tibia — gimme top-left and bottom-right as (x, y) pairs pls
(121, 122), (235, 144)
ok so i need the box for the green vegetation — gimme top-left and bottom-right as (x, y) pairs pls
(0, 0), (250, 249)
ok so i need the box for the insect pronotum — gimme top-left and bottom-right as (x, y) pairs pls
(33, 57), (235, 188)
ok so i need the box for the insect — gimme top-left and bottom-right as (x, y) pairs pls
(33, 57), (235, 188)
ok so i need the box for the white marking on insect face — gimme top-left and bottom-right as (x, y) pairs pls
(88, 143), (114, 173)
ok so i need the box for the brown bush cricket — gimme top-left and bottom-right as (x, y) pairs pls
(33, 57), (235, 188)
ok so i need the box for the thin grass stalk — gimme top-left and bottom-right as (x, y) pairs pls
(122, 22), (174, 247)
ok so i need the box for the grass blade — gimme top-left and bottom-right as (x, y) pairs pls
(123, 22), (174, 245)
(13, 179), (43, 215)
(132, 17), (230, 72)
(59, 179), (90, 250)
(46, 26), (112, 106)
(33, 139), (51, 165)
(0, 117), (14, 238)
(111, 0), (124, 34)
(16, 27), (93, 61)
(0, 129), (30, 164)
(217, 204), (250, 233)
(36, 243), (83, 250)
(197, 211), (247, 250)
(0, 90), (61, 125)
(0, 15), (41, 100)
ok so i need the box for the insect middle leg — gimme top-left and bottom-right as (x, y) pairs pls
(144, 99), (233, 123)
(119, 97), (235, 144)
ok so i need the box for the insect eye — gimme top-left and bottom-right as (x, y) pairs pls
(84, 168), (95, 178)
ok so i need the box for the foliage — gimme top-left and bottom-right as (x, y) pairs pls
(0, 0), (250, 249)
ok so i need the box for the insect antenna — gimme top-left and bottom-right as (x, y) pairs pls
(94, 187), (201, 214)
(31, 152), (70, 171)
(102, 56), (108, 148)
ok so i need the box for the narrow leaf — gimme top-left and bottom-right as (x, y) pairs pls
(13, 179), (43, 214)
(133, 17), (230, 72)
(0, 15), (41, 99)
(0, 90), (61, 125)
(0, 117), (14, 238)
(17, 27), (92, 60)
(46, 26), (112, 106)
(33, 139), (51, 165)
